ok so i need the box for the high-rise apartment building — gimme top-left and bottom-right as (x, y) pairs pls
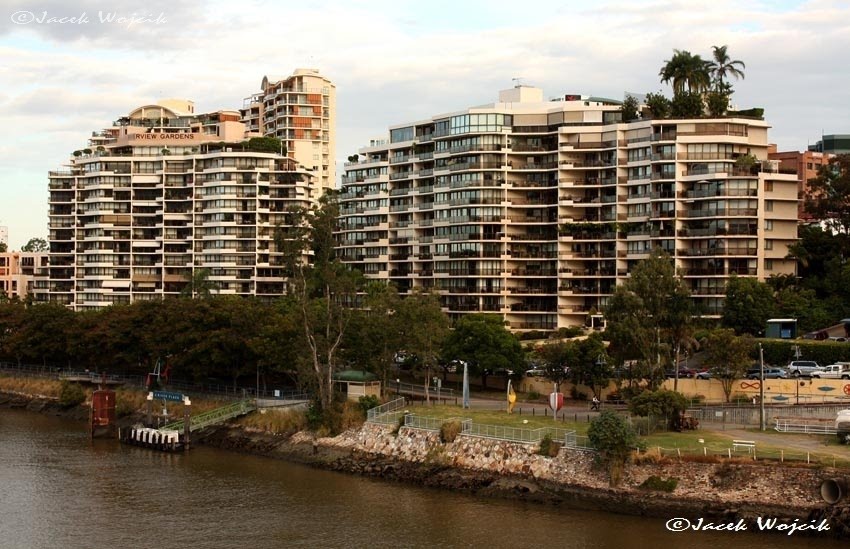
(768, 145), (833, 219)
(241, 69), (336, 192)
(39, 99), (318, 309)
(337, 87), (798, 330)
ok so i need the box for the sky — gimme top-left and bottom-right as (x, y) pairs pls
(0, 0), (848, 249)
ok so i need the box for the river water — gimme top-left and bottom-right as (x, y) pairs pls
(0, 409), (843, 549)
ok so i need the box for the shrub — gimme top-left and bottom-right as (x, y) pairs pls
(639, 475), (678, 492)
(628, 389), (689, 429)
(357, 394), (381, 416)
(519, 330), (546, 341)
(537, 434), (562, 457)
(240, 408), (307, 435)
(306, 400), (324, 430)
(526, 390), (541, 402)
(59, 381), (85, 408)
(439, 419), (463, 443)
(730, 393), (753, 405)
(552, 326), (584, 339)
(339, 400), (366, 432)
(588, 410), (642, 486)
(246, 136), (284, 154)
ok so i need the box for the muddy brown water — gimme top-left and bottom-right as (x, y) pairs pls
(0, 409), (844, 548)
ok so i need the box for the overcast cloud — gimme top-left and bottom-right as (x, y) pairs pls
(0, 0), (848, 248)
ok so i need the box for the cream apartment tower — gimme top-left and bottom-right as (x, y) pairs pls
(40, 99), (318, 308)
(241, 69), (336, 192)
(337, 86), (798, 331)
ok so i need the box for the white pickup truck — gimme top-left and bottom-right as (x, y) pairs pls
(812, 363), (850, 379)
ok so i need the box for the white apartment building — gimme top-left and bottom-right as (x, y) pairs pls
(40, 99), (318, 309)
(337, 86), (798, 331)
(241, 68), (336, 193)
(1, 252), (47, 300)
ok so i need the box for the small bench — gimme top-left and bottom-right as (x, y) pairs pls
(732, 439), (756, 453)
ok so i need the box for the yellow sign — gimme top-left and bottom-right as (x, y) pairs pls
(507, 380), (517, 414)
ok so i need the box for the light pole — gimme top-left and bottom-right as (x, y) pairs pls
(396, 378), (401, 396)
(759, 343), (765, 431)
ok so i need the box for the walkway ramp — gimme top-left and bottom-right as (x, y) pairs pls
(161, 399), (256, 433)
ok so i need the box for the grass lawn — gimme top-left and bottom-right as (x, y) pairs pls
(406, 404), (589, 434)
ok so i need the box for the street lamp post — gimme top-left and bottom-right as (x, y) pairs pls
(759, 343), (765, 431)
(396, 378), (401, 396)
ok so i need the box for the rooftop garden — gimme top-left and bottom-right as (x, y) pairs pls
(622, 45), (762, 121)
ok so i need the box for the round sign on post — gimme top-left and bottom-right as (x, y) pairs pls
(549, 392), (564, 413)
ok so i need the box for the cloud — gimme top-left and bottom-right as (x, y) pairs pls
(1, 0), (849, 248)
(1, 0), (208, 49)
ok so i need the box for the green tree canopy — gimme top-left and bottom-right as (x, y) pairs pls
(659, 49), (711, 94)
(21, 238), (48, 252)
(644, 92), (671, 119)
(805, 155), (850, 237)
(605, 249), (693, 389)
(441, 314), (523, 385)
(707, 45), (745, 89)
(620, 95), (640, 122)
(721, 275), (775, 336)
(702, 328), (755, 403)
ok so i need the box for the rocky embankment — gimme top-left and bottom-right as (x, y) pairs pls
(4, 389), (850, 537)
(195, 421), (850, 537)
(0, 391), (90, 421)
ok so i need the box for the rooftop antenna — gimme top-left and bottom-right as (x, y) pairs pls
(512, 77), (524, 88)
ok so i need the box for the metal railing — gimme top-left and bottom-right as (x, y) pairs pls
(366, 397), (407, 424)
(774, 418), (837, 435)
(162, 399), (256, 433)
(404, 415), (468, 432)
(379, 406), (592, 449)
(389, 380), (456, 399)
(687, 404), (850, 426)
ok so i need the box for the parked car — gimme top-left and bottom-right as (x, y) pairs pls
(812, 363), (850, 379)
(665, 367), (697, 379)
(491, 368), (514, 377)
(525, 368), (547, 377)
(746, 367), (787, 379)
(786, 360), (823, 377)
(828, 337), (849, 343)
(695, 369), (712, 379)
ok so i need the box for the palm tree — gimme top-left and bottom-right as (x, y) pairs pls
(707, 45), (745, 89)
(659, 49), (711, 93)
